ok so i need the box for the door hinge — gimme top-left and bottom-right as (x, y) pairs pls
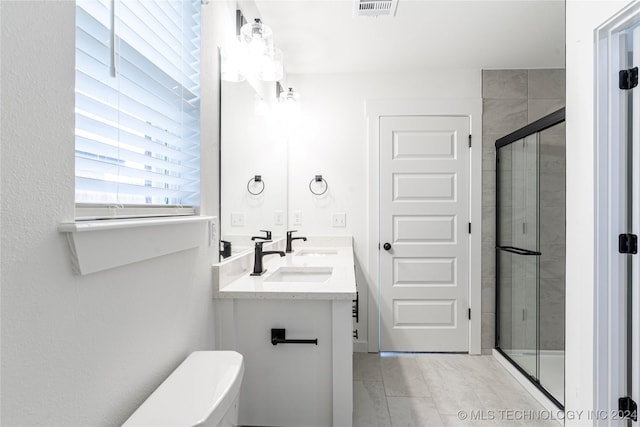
(618, 396), (638, 421)
(618, 233), (638, 254)
(619, 67), (639, 90)
(468, 308), (471, 320)
(468, 135), (472, 148)
(468, 223), (472, 234)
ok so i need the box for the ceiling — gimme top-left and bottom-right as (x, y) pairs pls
(252, 0), (565, 75)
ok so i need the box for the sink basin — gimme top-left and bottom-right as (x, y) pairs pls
(295, 249), (338, 257)
(264, 266), (333, 283)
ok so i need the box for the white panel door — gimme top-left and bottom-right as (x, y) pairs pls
(380, 116), (470, 352)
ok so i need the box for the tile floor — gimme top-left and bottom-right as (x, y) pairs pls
(353, 352), (562, 427)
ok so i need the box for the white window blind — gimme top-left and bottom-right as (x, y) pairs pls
(75, 0), (201, 219)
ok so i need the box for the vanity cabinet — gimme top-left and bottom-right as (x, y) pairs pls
(213, 236), (356, 427)
(216, 298), (352, 427)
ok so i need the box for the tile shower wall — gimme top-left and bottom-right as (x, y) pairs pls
(481, 69), (565, 354)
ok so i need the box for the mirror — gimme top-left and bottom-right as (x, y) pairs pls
(219, 63), (288, 260)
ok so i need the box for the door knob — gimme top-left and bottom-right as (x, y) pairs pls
(383, 242), (392, 251)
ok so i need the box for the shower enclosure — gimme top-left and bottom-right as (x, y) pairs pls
(495, 108), (566, 408)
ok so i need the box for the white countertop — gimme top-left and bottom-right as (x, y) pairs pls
(213, 236), (357, 300)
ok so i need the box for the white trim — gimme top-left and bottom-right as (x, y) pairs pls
(58, 215), (211, 232)
(353, 341), (368, 353)
(632, 23), (640, 421)
(59, 216), (213, 275)
(332, 300), (353, 427)
(74, 204), (197, 221)
(594, 2), (640, 425)
(366, 98), (482, 354)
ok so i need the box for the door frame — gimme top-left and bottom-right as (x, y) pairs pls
(595, 3), (640, 425)
(366, 98), (482, 354)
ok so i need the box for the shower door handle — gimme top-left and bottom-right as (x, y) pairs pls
(496, 246), (541, 256)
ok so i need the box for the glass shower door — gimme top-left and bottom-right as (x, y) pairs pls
(537, 122), (566, 405)
(496, 108), (565, 409)
(497, 133), (540, 380)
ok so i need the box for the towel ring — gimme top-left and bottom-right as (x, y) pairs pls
(309, 175), (328, 196)
(247, 175), (265, 195)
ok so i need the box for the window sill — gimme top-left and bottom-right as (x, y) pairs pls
(59, 216), (214, 275)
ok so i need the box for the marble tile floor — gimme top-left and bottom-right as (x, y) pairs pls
(353, 352), (562, 427)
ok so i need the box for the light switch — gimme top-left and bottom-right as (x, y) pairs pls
(274, 210), (284, 226)
(293, 210), (302, 226)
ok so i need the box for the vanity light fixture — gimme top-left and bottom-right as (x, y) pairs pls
(283, 87), (301, 116)
(276, 86), (301, 117)
(221, 11), (248, 83)
(240, 19), (274, 57)
(279, 87), (301, 108)
(223, 15), (285, 83)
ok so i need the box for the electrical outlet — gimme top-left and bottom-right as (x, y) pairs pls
(332, 212), (346, 228)
(231, 212), (245, 227)
(274, 210), (284, 226)
(293, 210), (302, 226)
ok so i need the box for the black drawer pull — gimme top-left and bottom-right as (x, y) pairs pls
(271, 328), (318, 345)
(352, 291), (359, 323)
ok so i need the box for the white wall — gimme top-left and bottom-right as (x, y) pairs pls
(285, 71), (481, 347)
(565, 1), (632, 424)
(0, 1), (235, 425)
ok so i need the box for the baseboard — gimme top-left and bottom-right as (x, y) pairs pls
(353, 340), (368, 353)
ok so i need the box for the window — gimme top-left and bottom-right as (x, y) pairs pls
(75, 0), (201, 219)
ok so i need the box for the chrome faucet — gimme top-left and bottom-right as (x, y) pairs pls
(286, 230), (307, 253)
(250, 241), (285, 276)
(251, 230), (272, 241)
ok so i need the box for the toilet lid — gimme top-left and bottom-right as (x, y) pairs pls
(122, 351), (244, 427)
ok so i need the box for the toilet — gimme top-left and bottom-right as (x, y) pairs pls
(122, 351), (244, 427)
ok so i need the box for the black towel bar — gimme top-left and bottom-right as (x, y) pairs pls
(271, 328), (318, 345)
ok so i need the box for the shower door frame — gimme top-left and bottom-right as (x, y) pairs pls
(494, 108), (566, 410)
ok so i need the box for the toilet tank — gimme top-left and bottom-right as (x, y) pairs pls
(122, 351), (244, 427)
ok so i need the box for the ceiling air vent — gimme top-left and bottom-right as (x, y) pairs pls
(354, 0), (398, 17)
